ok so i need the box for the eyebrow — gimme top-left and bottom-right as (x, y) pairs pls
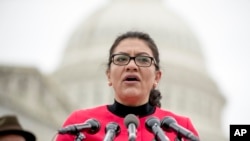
(115, 52), (150, 56)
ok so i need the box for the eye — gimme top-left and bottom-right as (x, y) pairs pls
(136, 56), (151, 63)
(114, 55), (129, 62)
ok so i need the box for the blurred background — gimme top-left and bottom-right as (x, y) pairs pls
(0, 0), (250, 140)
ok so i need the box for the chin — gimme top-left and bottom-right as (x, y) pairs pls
(122, 89), (141, 97)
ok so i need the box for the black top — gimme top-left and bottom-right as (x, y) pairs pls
(107, 100), (155, 118)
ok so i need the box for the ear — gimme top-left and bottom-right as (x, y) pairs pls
(154, 70), (162, 85)
(106, 69), (111, 80)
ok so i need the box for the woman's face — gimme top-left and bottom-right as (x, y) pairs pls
(106, 38), (161, 106)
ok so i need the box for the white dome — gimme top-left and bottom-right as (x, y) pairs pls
(58, 0), (204, 72)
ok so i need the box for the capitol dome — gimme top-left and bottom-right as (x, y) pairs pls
(58, 0), (205, 72)
(53, 0), (226, 140)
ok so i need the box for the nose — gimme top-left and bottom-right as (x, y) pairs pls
(126, 58), (138, 71)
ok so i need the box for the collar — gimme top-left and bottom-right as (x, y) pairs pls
(107, 100), (155, 118)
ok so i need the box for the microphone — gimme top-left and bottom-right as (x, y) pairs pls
(145, 116), (169, 141)
(160, 116), (199, 141)
(58, 118), (100, 135)
(124, 114), (139, 141)
(103, 122), (120, 141)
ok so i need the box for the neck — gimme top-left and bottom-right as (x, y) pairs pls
(107, 100), (155, 117)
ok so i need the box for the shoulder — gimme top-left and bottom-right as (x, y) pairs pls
(73, 105), (108, 117)
(154, 107), (191, 126)
(62, 105), (109, 125)
(154, 107), (199, 136)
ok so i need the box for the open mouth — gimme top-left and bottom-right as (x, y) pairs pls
(123, 75), (140, 82)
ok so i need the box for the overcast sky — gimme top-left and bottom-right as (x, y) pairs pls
(1, 0), (250, 137)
